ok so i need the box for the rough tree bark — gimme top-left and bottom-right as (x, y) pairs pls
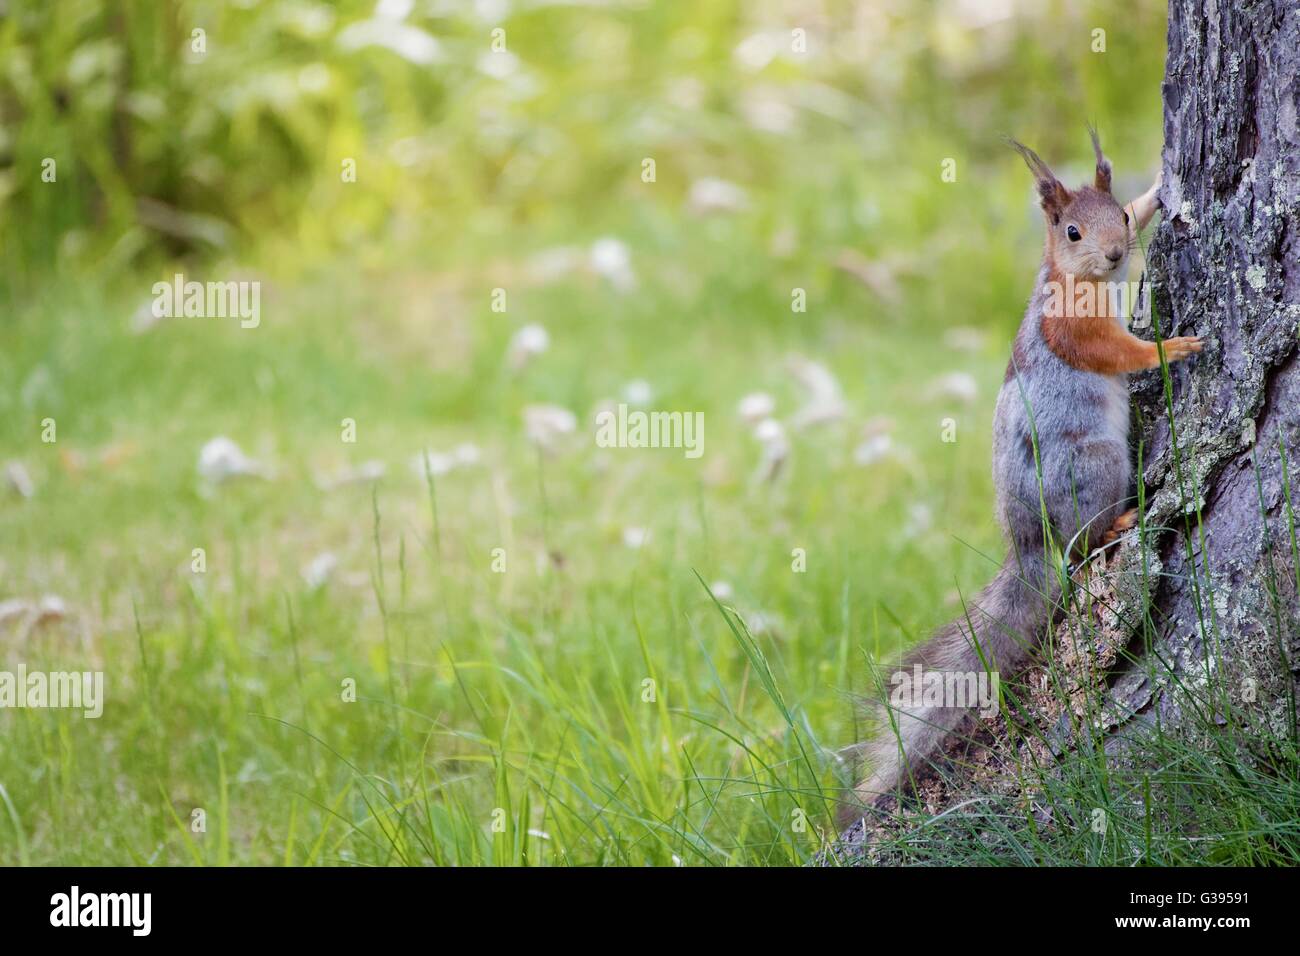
(835, 0), (1298, 855)
(1120, 0), (1299, 731)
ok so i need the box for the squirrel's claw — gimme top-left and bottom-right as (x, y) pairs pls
(1161, 335), (1203, 361)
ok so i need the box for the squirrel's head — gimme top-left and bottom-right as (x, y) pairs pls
(1008, 127), (1133, 280)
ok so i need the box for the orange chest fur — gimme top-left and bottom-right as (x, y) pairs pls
(1040, 273), (1135, 375)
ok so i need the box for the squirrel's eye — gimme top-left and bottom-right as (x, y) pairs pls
(1123, 210), (1130, 225)
(1066, 225), (1082, 242)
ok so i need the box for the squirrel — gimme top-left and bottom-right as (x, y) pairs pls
(847, 129), (1201, 818)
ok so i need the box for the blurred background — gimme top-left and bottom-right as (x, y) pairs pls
(0, 0), (1170, 865)
(2, 0), (1165, 282)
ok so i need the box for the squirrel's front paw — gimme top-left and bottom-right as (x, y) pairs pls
(1161, 335), (1202, 361)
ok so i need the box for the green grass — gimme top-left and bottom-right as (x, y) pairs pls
(9, 202), (1294, 865)
(0, 212), (1013, 864)
(6, 199), (1298, 871)
(9, 0), (1290, 867)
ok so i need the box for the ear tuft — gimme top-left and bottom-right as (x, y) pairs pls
(1087, 123), (1113, 193)
(1006, 136), (1072, 217)
(1005, 136), (1052, 182)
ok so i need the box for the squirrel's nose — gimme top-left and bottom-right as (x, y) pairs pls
(1106, 246), (1124, 263)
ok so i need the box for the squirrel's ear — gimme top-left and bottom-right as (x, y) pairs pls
(1006, 137), (1072, 219)
(1088, 123), (1113, 193)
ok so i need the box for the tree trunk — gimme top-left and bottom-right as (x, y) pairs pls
(1120, 0), (1300, 727)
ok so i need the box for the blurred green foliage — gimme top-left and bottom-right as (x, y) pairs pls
(2, 0), (1166, 289)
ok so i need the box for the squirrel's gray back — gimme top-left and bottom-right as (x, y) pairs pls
(992, 263), (1132, 552)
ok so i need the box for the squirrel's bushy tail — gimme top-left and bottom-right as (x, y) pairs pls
(851, 549), (1058, 811)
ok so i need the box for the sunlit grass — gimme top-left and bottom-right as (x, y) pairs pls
(0, 218), (1008, 864)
